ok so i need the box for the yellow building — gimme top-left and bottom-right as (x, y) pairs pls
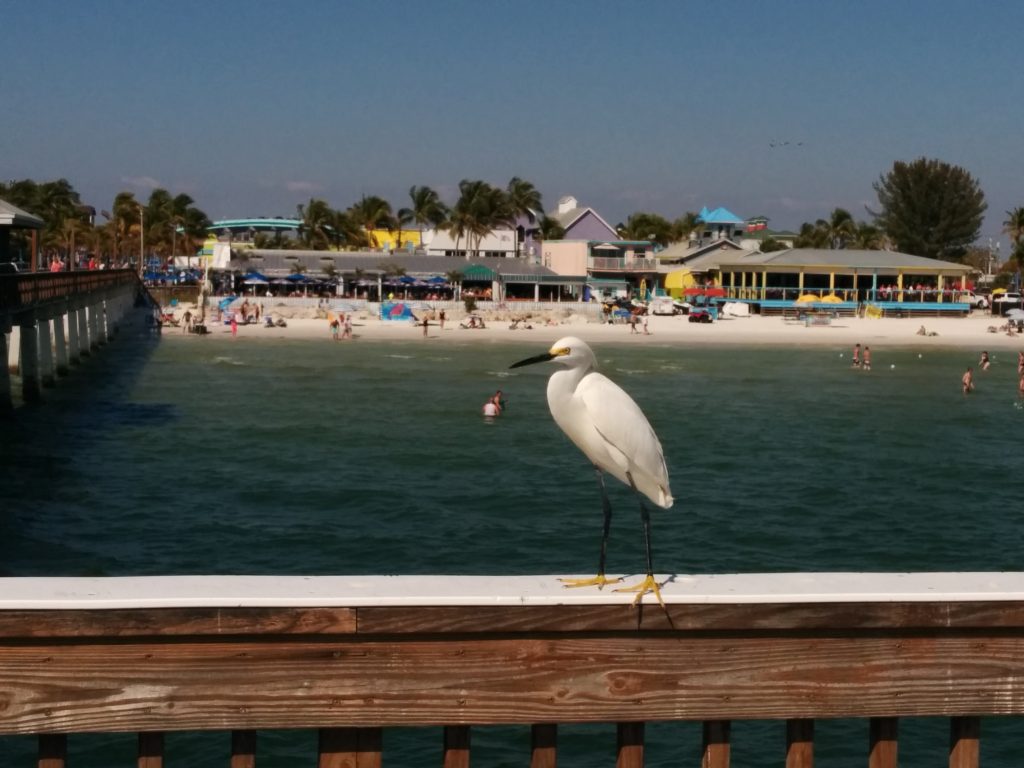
(370, 229), (422, 251)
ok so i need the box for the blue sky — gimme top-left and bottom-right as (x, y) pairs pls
(2, 0), (1021, 247)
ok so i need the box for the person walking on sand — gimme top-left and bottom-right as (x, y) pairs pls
(439, 309), (446, 330)
(852, 343), (861, 368)
(643, 316), (651, 335)
(863, 346), (871, 371)
(230, 313), (238, 337)
(962, 366), (974, 395)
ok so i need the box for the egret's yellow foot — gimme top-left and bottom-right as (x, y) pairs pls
(615, 574), (665, 608)
(559, 574), (623, 590)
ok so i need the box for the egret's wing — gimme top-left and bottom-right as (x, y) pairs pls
(577, 372), (672, 505)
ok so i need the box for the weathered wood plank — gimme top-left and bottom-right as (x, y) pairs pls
(355, 602), (1024, 634)
(3, 635), (1024, 734)
(701, 720), (730, 768)
(443, 725), (470, 768)
(0, 607), (356, 638)
(318, 728), (381, 768)
(616, 722), (644, 768)
(138, 731), (163, 768)
(868, 717), (897, 768)
(37, 733), (66, 768)
(530, 724), (557, 768)
(785, 719), (813, 768)
(230, 730), (256, 768)
(949, 717), (980, 768)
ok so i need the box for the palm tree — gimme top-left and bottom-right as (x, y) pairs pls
(671, 212), (702, 243)
(297, 198), (333, 249)
(1005, 207), (1024, 281)
(537, 215), (565, 242)
(851, 222), (885, 250)
(398, 185), (449, 252)
(824, 208), (856, 249)
(347, 195), (395, 248)
(111, 192), (141, 263)
(449, 180), (508, 257)
(505, 177), (542, 257)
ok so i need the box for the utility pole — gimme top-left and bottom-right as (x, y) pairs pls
(138, 205), (145, 277)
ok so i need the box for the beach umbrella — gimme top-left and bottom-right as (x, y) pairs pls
(286, 272), (311, 282)
(243, 276), (269, 285)
(820, 294), (843, 304)
(244, 270), (269, 282)
(796, 294), (820, 303)
(1006, 308), (1024, 321)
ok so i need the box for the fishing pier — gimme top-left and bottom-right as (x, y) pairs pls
(2, 573), (1021, 766)
(0, 270), (142, 410)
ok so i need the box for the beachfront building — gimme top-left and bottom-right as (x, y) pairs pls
(662, 247), (976, 316)
(227, 249), (586, 301)
(0, 198), (44, 268)
(538, 196), (659, 298)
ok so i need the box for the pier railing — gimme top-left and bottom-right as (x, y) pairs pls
(0, 269), (139, 313)
(2, 573), (1022, 766)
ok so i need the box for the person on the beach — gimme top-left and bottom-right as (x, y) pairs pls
(230, 314), (238, 337)
(329, 316), (340, 340)
(643, 316), (650, 335)
(343, 314), (352, 340)
(629, 314), (639, 334)
(439, 309), (446, 330)
(852, 343), (861, 367)
(962, 366), (974, 395)
(182, 310), (192, 333)
(980, 351), (990, 371)
(420, 315), (430, 337)
(863, 346), (872, 371)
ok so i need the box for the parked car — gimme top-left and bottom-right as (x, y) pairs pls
(963, 292), (989, 309)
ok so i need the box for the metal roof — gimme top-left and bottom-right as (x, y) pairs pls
(0, 199), (44, 229)
(716, 248), (974, 273)
(237, 249), (585, 281)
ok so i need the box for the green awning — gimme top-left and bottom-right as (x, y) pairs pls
(462, 264), (496, 280)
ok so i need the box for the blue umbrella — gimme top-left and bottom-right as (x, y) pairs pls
(244, 270), (269, 281)
(286, 272), (311, 282)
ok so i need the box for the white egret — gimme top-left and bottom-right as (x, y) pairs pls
(511, 336), (673, 605)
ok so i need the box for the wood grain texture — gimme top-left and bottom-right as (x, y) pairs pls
(4, 633), (1024, 734)
(868, 717), (897, 768)
(355, 602), (1024, 634)
(0, 607), (356, 638)
(701, 720), (730, 768)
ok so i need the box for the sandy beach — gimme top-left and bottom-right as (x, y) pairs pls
(170, 304), (1024, 352)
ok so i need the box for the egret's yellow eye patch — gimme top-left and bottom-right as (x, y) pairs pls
(550, 346), (570, 357)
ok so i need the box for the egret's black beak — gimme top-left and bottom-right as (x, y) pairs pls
(510, 352), (555, 369)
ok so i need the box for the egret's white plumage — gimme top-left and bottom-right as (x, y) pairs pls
(511, 336), (673, 605)
(543, 338), (672, 508)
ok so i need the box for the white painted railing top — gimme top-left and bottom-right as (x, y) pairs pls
(2, 573), (1024, 610)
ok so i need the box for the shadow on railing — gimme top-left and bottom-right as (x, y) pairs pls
(0, 573), (1013, 766)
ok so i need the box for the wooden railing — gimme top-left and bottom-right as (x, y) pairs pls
(2, 573), (1023, 766)
(0, 269), (139, 313)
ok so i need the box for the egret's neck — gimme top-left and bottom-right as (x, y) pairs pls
(546, 363), (590, 408)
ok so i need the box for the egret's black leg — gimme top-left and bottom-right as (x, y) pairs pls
(640, 501), (655, 579)
(559, 469), (622, 590)
(614, 477), (666, 608)
(596, 468), (613, 579)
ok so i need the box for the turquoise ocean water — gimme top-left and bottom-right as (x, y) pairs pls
(2, 327), (1023, 766)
